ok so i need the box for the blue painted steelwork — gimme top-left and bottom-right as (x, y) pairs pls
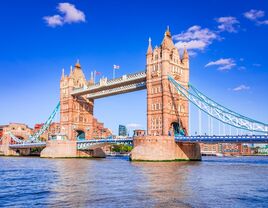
(175, 135), (268, 143)
(168, 76), (268, 133)
(76, 130), (86, 140)
(3, 102), (60, 145)
(28, 102), (60, 142)
(7, 132), (24, 143)
(77, 138), (133, 150)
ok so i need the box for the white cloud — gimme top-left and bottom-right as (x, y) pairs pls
(244, 9), (265, 21)
(259, 20), (268, 25)
(173, 25), (218, 53)
(126, 123), (141, 129)
(205, 58), (236, 71)
(233, 84), (250, 92)
(44, 3), (85, 27)
(253, 63), (261, 67)
(43, 15), (63, 27)
(216, 16), (239, 33)
(243, 9), (268, 25)
(58, 3), (85, 23)
(175, 40), (207, 50)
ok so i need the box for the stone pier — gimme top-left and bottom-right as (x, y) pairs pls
(0, 136), (18, 156)
(0, 144), (17, 156)
(40, 140), (106, 158)
(40, 140), (77, 158)
(130, 136), (201, 161)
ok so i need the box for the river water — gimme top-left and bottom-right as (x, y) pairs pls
(0, 156), (267, 208)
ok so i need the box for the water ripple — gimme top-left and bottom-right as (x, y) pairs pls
(0, 156), (267, 207)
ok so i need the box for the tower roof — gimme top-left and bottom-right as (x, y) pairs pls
(165, 25), (171, 38)
(161, 26), (176, 50)
(75, 59), (81, 69)
(70, 60), (87, 85)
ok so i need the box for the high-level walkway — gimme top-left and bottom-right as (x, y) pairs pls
(71, 71), (146, 99)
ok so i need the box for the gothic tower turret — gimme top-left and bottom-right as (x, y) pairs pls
(60, 60), (94, 140)
(146, 27), (189, 136)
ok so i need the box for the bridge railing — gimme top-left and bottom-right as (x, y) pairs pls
(86, 82), (146, 99)
(175, 135), (268, 143)
(77, 138), (133, 150)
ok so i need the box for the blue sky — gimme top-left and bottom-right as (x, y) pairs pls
(0, 0), (268, 135)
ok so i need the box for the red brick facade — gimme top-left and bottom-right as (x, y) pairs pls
(60, 61), (112, 140)
(146, 28), (189, 136)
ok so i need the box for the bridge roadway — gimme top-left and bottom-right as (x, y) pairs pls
(8, 135), (268, 149)
(9, 142), (47, 149)
(71, 71), (146, 99)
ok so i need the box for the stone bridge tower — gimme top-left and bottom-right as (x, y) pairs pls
(60, 61), (94, 140)
(146, 27), (189, 137)
(131, 30), (200, 161)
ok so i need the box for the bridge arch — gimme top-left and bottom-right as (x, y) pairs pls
(17, 136), (25, 140)
(14, 135), (26, 141)
(9, 135), (26, 144)
(170, 121), (186, 136)
(76, 130), (85, 140)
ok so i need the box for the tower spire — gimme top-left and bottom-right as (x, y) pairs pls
(75, 59), (81, 69)
(90, 71), (94, 81)
(161, 25), (174, 49)
(61, 68), (65, 79)
(165, 25), (171, 38)
(182, 45), (189, 68)
(69, 65), (73, 76)
(147, 37), (153, 55)
(182, 45), (189, 60)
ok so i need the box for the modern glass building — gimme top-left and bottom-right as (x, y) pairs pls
(118, 125), (127, 136)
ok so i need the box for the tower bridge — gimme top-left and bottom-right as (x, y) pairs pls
(1, 27), (268, 160)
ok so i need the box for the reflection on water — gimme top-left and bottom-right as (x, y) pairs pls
(0, 156), (268, 207)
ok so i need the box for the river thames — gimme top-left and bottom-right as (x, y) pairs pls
(0, 156), (267, 208)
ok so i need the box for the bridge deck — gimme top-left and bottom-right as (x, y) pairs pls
(71, 71), (146, 98)
(7, 135), (268, 149)
(9, 142), (47, 149)
(86, 82), (146, 99)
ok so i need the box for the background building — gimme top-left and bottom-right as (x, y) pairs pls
(118, 125), (127, 137)
(200, 143), (253, 156)
(133, 129), (146, 137)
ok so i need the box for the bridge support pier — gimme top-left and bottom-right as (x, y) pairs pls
(130, 136), (201, 161)
(0, 136), (18, 156)
(0, 144), (18, 156)
(40, 140), (106, 158)
(41, 140), (78, 158)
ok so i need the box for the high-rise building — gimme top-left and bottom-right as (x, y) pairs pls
(118, 125), (127, 137)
